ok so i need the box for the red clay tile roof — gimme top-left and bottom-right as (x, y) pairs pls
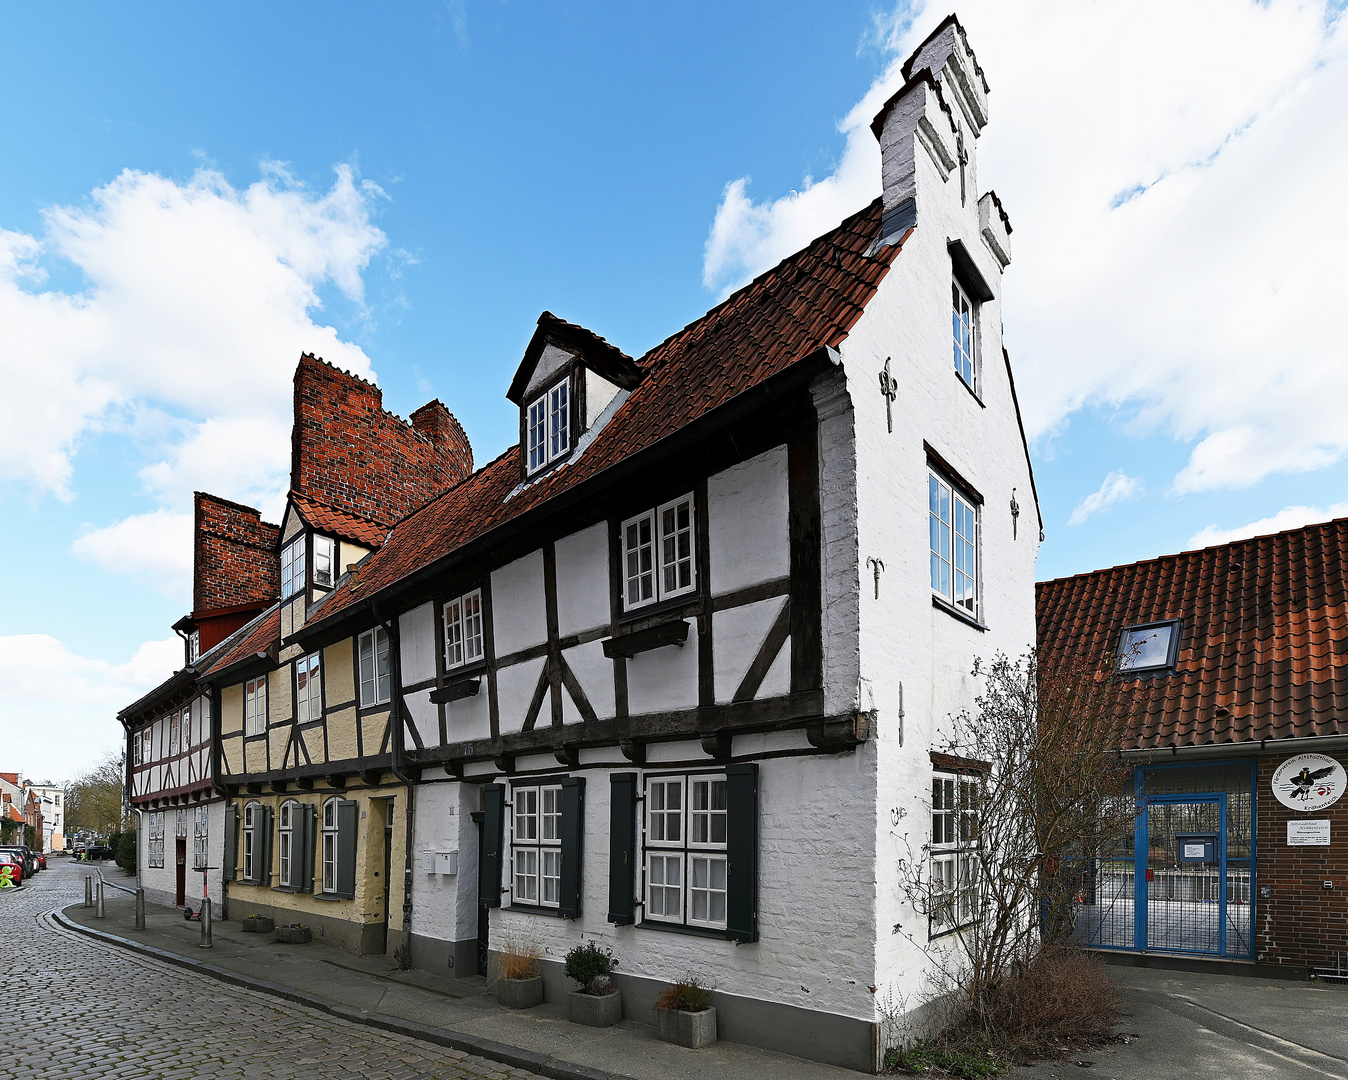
(200, 605), (280, 679)
(289, 493), (389, 548)
(1036, 517), (1348, 750)
(303, 198), (903, 633)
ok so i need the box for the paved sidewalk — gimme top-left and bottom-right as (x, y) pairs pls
(62, 870), (857, 1080)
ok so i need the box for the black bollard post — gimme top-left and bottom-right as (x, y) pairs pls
(199, 897), (212, 948)
(135, 888), (146, 930)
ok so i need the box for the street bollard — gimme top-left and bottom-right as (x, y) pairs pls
(199, 898), (212, 949)
(84, 876), (93, 908)
(95, 878), (105, 919)
(135, 888), (146, 931)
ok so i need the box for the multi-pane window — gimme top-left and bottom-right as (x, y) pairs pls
(643, 773), (728, 929)
(929, 473), (978, 617)
(313, 535), (335, 588)
(358, 628), (391, 706)
(321, 798), (339, 894)
(147, 811), (165, 868)
(133, 732), (143, 766)
(281, 536), (306, 600)
(242, 802), (259, 882)
(622, 494), (696, 611)
(181, 706), (192, 751)
(278, 800), (298, 886)
(512, 784), (562, 908)
(296, 653), (322, 723)
(193, 806), (208, 870)
(188, 629), (200, 664)
(952, 279), (976, 391)
(526, 378), (571, 474)
(931, 772), (981, 934)
(169, 714), (180, 756)
(244, 676), (268, 736)
(443, 590), (484, 670)
(176, 808), (188, 838)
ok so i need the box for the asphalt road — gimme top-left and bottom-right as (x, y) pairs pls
(6, 858), (540, 1080)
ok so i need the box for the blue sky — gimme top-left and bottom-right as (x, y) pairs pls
(2, 1), (1346, 780)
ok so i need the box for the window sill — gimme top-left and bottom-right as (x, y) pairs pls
(931, 594), (988, 632)
(954, 370), (986, 409)
(929, 920), (978, 941)
(636, 917), (742, 943)
(617, 595), (700, 630)
(503, 903), (569, 918)
(430, 677), (482, 705)
(603, 619), (690, 659)
(313, 891), (351, 902)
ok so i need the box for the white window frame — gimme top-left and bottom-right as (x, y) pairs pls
(176, 808), (188, 838)
(148, 811), (165, 869)
(931, 771), (981, 935)
(188, 629), (200, 664)
(133, 732), (143, 766)
(242, 802), (259, 882)
(526, 376), (571, 475)
(929, 472), (978, 618)
(622, 493), (697, 611)
(313, 535), (336, 589)
(510, 783), (563, 909)
(296, 653), (322, 724)
(169, 713), (180, 756)
(952, 277), (977, 392)
(244, 676), (268, 736)
(443, 589), (485, 671)
(642, 772), (728, 930)
(278, 800), (299, 887)
(321, 797), (339, 894)
(181, 706), (192, 751)
(281, 536), (306, 600)
(193, 806), (208, 871)
(358, 627), (391, 707)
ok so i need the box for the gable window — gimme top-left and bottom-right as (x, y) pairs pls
(931, 772), (981, 935)
(313, 535), (335, 589)
(622, 494), (697, 611)
(929, 472), (978, 618)
(359, 628), (392, 706)
(643, 772), (728, 930)
(281, 536), (306, 600)
(193, 806), (208, 871)
(244, 676), (268, 736)
(1117, 620), (1180, 673)
(952, 279), (977, 392)
(526, 378), (571, 474)
(444, 589), (485, 670)
(296, 653), (322, 723)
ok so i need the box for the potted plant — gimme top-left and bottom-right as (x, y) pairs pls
(241, 913), (275, 934)
(493, 937), (544, 1009)
(564, 941), (622, 1027)
(274, 923), (312, 944)
(653, 979), (716, 1048)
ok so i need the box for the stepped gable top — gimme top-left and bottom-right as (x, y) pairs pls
(1036, 516), (1348, 750)
(289, 492), (389, 549)
(506, 311), (644, 406)
(193, 492), (280, 615)
(302, 197), (904, 635)
(290, 354), (474, 529)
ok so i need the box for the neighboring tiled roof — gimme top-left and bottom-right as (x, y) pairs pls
(303, 197), (903, 632)
(1036, 517), (1348, 750)
(3, 805), (22, 823)
(200, 605), (281, 680)
(289, 493), (389, 548)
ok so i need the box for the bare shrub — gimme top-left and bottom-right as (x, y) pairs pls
(980, 947), (1121, 1059)
(655, 978), (711, 1012)
(488, 933), (541, 985)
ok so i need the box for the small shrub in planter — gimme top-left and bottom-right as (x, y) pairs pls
(653, 979), (716, 1048)
(274, 923), (312, 944)
(564, 942), (622, 1027)
(492, 936), (543, 1009)
(241, 914), (275, 934)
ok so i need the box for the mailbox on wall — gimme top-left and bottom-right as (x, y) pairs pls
(1176, 833), (1217, 864)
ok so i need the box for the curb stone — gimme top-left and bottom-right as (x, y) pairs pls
(54, 907), (633, 1080)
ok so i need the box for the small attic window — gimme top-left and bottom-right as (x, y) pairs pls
(1117, 620), (1180, 673)
(527, 377), (571, 474)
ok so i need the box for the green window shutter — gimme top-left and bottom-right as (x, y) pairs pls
(336, 799), (358, 899)
(258, 805), (274, 886)
(725, 763), (759, 943)
(558, 777), (585, 919)
(479, 784), (505, 908)
(299, 805), (316, 893)
(223, 803), (237, 882)
(607, 773), (637, 925)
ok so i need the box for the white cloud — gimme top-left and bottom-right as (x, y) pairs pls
(70, 510), (193, 600)
(1187, 500), (1348, 549)
(702, 1), (1348, 494)
(0, 633), (183, 780)
(1068, 470), (1143, 525)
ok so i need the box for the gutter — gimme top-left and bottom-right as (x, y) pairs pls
(1121, 733), (1348, 760)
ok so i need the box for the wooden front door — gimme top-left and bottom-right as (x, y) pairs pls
(175, 836), (187, 906)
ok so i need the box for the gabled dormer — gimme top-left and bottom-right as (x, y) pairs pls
(279, 494), (388, 638)
(507, 312), (644, 480)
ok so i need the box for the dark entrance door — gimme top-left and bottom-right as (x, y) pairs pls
(175, 836), (187, 906)
(472, 810), (488, 976)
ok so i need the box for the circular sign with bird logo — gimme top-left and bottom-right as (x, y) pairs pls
(1272, 753), (1346, 812)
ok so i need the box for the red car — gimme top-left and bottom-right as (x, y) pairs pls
(0, 852), (23, 886)
(36, 853), (47, 870)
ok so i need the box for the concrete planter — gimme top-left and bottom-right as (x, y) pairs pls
(654, 1006), (717, 1048)
(241, 916), (274, 934)
(569, 989), (623, 1027)
(274, 924), (312, 944)
(498, 976), (543, 1009)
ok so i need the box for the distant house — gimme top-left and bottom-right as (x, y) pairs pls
(1037, 516), (1348, 974)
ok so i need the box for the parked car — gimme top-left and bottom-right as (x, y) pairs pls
(0, 851), (24, 886)
(0, 846), (35, 877)
(83, 845), (113, 862)
(37, 853), (47, 870)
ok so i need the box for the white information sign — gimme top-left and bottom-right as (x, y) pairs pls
(1183, 843), (1206, 859)
(1272, 754), (1346, 812)
(1287, 820), (1331, 846)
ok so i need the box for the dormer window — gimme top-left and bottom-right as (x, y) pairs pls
(313, 535), (335, 588)
(281, 536), (305, 599)
(527, 378), (571, 474)
(187, 629), (200, 664)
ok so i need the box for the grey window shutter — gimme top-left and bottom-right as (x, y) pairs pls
(336, 799), (358, 898)
(258, 805), (274, 886)
(725, 763), (759, 943)
(479, 784), (505, 908)
(299, 805), (316, 893)
(558, 777), (585, 919)
(607, 773), (637, 925)
(223, 804), (237, 882)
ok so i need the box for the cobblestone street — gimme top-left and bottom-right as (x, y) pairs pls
(7, 860), (539, 1080)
